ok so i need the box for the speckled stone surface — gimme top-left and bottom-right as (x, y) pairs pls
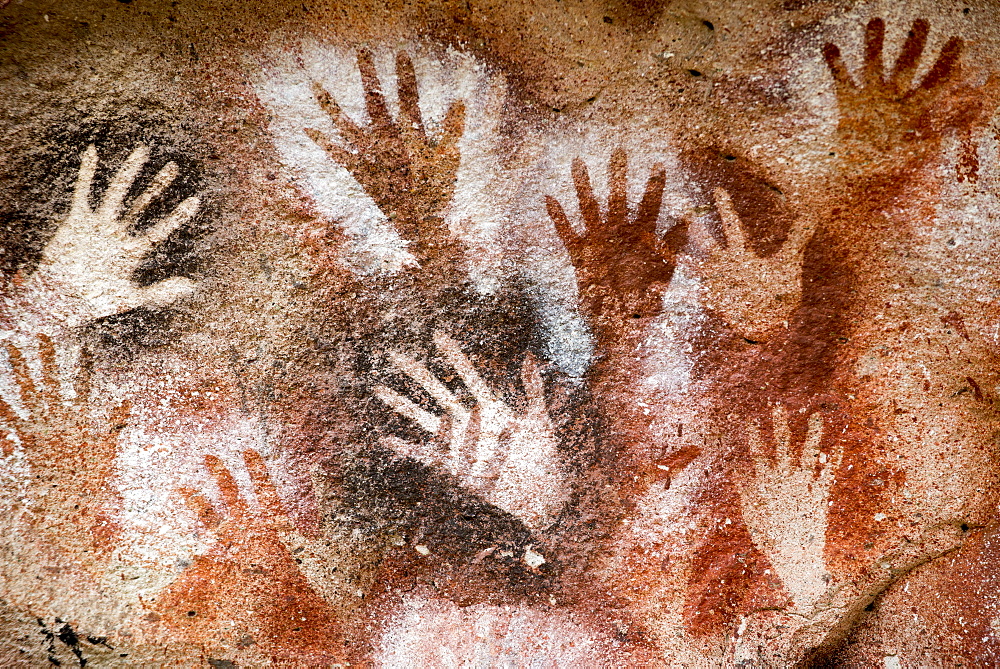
(0, 0), (998, 665)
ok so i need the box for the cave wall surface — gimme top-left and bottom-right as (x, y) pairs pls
(0, 0), (999, 665)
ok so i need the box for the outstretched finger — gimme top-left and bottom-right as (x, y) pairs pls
(122, 161), (179, 226)
(822, 43), (856, 100)
(97, 144), (150, 223)
(90, 400), (131, 464)
(750, 457), (769, 491)
(779, 215), (816, 264)
(311, 82), (364, 147)
(356, 49), (393, 130)
(381, 434), (446, 470)
(771, 405), (792, 470)
(243, 449), (287, 521)
(571, 158), (602, 231)
(712, 188), (749, 255)
(433, 330), (496, 407)
(0, 395), (25, 438)
(431, 410), (454, 451)
(800, 411), (825, 472)
(374, 384), (441, 434)
(521, 352), (547, 415)
(143, 195), (200, 246)
(436, 99), (466, 154)
(0, 429), (16, 457)
(461, 404), (486, 471)
(747, 422), (765, 475)
(138, 276), (196, 309)
(691, 211), (720, 257)
(204, 454), (246, 518)
(635, 163), (667, 236)
(891, 19), (930, 92)
(546, 195), (583, 260)
(70, 145), (98, 217)
(74, 345), (92, 402)
(304, 127), (360, 173)
(36, 334), (62, 409)
(387, 348), (464, 416)
(395, 52), (426, 139)
(91, 403), (128, 472)
(820, 432), (845, 489)
(915, 36), (962, 94)
(606, 148), (629, 229)
(4, 344), (40, 417)
(177, 486), (223, 529)
(862, 18), (885, 87)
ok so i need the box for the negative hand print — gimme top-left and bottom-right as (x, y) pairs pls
(25, 144), (199, 328)
(0, 334), (127, 557)
(166, 450), (343, 657)
(823, 18), (996, 161)
(375, 331), (568, 532)
(738, 406), (841, 612)
(307, 50), (466, 268)
(546, 148), (688, 346)
(178, 450), (342, 608)
(180, 450), (295, 540)
(693, 188), (815, 340)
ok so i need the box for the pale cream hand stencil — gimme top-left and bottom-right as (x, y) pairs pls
(693, 188), (814, 340)
(738, 406), (842, 612)
(375, 331), (568, 532)
(24, 144), (200, 327)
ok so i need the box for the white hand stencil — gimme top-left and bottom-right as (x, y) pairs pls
(24, 144), (199, 327)
(375, 331), (569, 532)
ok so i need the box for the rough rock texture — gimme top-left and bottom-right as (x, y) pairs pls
(0, 0), (998, 665)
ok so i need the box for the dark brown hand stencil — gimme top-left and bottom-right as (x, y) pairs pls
(546, 148), (687, 346)
(823, 18), (995, 163)
(307, 50), (466, 268)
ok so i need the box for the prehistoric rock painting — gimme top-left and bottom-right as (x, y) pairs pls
(0, 0), (998, 665)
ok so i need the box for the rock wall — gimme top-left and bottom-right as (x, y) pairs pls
(0, 0), (998, 665)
